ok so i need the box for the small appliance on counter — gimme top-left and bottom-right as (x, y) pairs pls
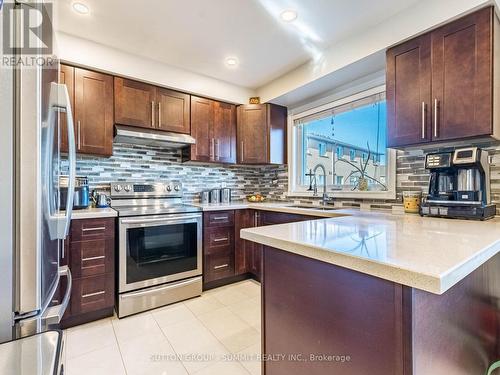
(221, 188), (231, 203)
(59, 176), (89, 210)
(200, 190), (210, 204)
(91, 191), (110, 208)
(210, 189), (221, 203)
(420, 147), (496, 220)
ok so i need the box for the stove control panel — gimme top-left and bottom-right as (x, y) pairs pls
(110, 182), (183, 198)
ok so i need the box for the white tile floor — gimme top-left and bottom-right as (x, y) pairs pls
(63, 280), (262, 375)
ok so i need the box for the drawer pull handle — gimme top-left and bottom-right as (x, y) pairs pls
(82, 290), (105, 298)
(213, 237), (229, 242)
(82, 226), (106, 232)
(82, 255), (105, 262)
(214, 264), (229, 270)
(212, 216), (228, 221)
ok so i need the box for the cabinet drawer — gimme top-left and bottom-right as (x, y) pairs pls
(205, 250), (235, 282)
(204, 227), (233, 250)
(71, 218), (115, 241)
(71, 274), (114, 315)
(204, 211), (234, 227)
(70, 238), (114, 278)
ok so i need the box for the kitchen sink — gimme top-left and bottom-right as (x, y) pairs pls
(288, 205), (341, 211)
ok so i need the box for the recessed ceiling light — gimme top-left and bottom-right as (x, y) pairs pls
(225, 57), (239, 67)
(72, 2), (90, 15)
(280, 9), (298, 22)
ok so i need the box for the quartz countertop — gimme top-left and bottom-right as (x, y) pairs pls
(70, 207), (117, 219)
(240, 211), (500, 295)
(192, 201), (354, 218)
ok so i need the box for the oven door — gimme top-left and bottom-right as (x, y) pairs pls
(118, 213), (202, 293)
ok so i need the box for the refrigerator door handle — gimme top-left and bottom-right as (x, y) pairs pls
(61, 84), (76, 238)
(46, 83), (76, 240)
(42, 266), (72, 325)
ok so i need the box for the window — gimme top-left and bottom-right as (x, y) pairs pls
(336, 146), (344, 159)
(318, 142), (327, 157)
(290, 86), (396, 199)
(349, 150), (356, 161)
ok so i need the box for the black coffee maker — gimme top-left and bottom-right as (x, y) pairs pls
(420, 147), (496, 220)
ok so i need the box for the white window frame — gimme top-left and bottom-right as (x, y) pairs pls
(287, 85), (396, 200)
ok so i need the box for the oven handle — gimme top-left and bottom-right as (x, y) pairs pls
(120, 277), (201, 299)
(121, 214), (201, 225)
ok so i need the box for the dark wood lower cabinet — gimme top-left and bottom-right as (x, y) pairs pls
(250, 211), (322, 280)
(61, 217), (115, 329)
(234, 209), (256, 275)
(204, 209), (322, 287)
(262, 246), (500, 375)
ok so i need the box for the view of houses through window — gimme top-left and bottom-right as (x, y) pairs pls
(296, 91), (388, 192)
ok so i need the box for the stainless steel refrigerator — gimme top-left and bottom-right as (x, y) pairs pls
(0, 0), (77, 343)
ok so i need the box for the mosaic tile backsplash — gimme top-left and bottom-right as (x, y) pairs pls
(61, 142), (500, 213)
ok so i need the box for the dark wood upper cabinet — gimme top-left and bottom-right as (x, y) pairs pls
(237, 103), (287, 165)
(431, 7), (493, 141)
(114, 77), (156, 129)
(60, 64), (113, 157)
(386, 34), (431, 148)
(184, 97), (237, 164)
(189, 96), (214, 162)
(387, 6), (499, 148)
(114, 78), (191, 134)
(213, 101), (237, 163)
(59, 64), (75, 154)
(74, 68), (114, 156)
(157, 88), (190, 133)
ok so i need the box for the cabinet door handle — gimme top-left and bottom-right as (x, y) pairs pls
(151, 101), (155, 127)
(214, 264), (229, 270)
(211, 138), (215, 160)
(82, 290), (105, 299)
(82, 226), (106, 232)
(434, 98), (439, 138)
(213, 237), (229, 242)
(212, 216), (228, 221)
(77, 120), (81, 150)
(421, 102), (426, 139)
(240, 141), (244, 162)
(158, 102), (161, 128)
(216, 140), (220, 161)
(82, 255), (106, 262)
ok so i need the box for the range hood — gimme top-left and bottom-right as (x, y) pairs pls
(114, 125), (196, 148)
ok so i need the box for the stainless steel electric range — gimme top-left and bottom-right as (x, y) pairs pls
(110, 181), (202, 318)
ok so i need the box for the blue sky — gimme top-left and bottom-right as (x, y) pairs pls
(304, 101), (387, 156)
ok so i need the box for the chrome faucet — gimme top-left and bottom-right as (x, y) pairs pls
(312, 164), (330, 205)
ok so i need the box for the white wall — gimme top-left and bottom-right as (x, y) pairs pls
(258, 0), (492, 103)
(56, 32), (255, 104)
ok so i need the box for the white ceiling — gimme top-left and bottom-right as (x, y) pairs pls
(55, 0), (420, 89)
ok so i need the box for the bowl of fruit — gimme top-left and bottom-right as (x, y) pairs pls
(247, 194), (265, 203)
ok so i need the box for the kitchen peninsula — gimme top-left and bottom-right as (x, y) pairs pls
(241, 212), (500, 375)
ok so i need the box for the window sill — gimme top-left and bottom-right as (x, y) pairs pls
(287, 190), (397, 200)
